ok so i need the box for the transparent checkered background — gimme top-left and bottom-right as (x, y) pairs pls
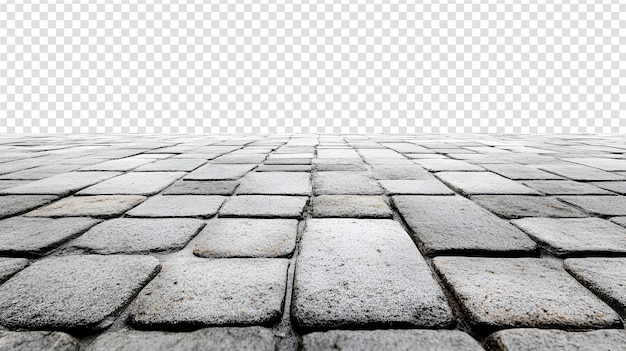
(1, 1), (625, 134)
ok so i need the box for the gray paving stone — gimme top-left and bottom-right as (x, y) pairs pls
(0, 164), (81, 180)
(538, 163), (624, 181)
(313, 172), (383, 195)
(0, 180), (29, 190)
(193, 218), (297, 258)
(564, 157), (626, 171)
(437, 172), (540, 195)
(317, 149), (361, 158)
(591, 181), (626, 195)
(0, 172), (121, 196)
(512, 218), (626, 256)
(220, 195), (308, 218)
(370, 164), (432, 180)
(292, 219), (454, 330)
(393, 195), (537, 255)
(264, 158), (311, 165)
(521, 180), (613, 195)
(0, 217), (100, 256)
(358, 149), (405, 159)
(0, 255), (160, 331)
(471, 195), (587, 219)
(482, 163), (563, 180)
(611, 216), (626, 228)
(486, 328), (626, 351)
(433, 257), (622, 331)
(0, 195), (58, 219)
(381, 143), (435, 153)
(162, 180), (239, 195)
(564, 257), (626, 316)
(25, 195), (146, 218)
(237, 172), (311, 195)
(302, 329), (483, 351)
(86, 327), (277, 351)
(77, 172), (184, 195)
(379, 179), (455, 195)
(129, 258), (288, 328)
(0, 331), (79, 351)
(69, 218), (204, 254)
(315, 161), (368, 172)
(414, 159), (484, 172)
(134, 158), (207, 171)
(0, 258), (28, 283)
(185, 164), (257, 180)
(311, 195), (392, 218)
(80, 157), (155, 171)
(126, 195), (225, 218)
(256, 164), (311, 172)
(558, 195), (626, 216)
(211, 154), (267, 164)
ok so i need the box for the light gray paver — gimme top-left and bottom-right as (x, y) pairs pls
(564, 258), (626, 316)
(0, 172), (121, 196)
(521, 180), (613, 195)
(482, 163), (563, 180)
(591, 181), (626, 194)
(25, 195), (146, 218)
(125, 195), (225, 218)
(538, 163), (624, 181)
(264, 158), (311, 165)
(313, 172), (383, 195)
(69, 218), (204, 254)
(185, 164), (257, 180)
(379, 179), (455, 195)
(564, 157), (626, 171)
(358, 149), (405, 159)
(317, 149), (361, 158)
(0, 331), (79, 351)
(77, 172), (184, 195)
(237, 172), (311, 195)
(0, 164), (80, 180)
(0, 195), (58, 219)
(220, 195), (308, 218)
(311, 195), (392, 218)
(0, 258), (28, 283)
(129, 258), (288, 328)
(414, 159), (484, 172)
(162, 180), (239, 195)
(79, 157), (155, 171)
(211, 154), (267, 164)
(302, 330), (483, 351)
(0, 217), (100, 256)
(393, 196), (537, 255)
(436, 172), (540, 195)
(0, 255), (160, 331)
(486, 328), (626, 351)
(558, 195), (626, 216)
(370, 164), (432, 180)
(193, 218), (297, 258)
(134, 158), (207, 172)
(292, 219), (454, 330)
(256, 164), (311, 172)
(433, 257), (622, 331)
(471, 195), (587, 219)
(0, 180), (29, 190)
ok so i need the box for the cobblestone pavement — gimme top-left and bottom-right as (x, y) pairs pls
(0, 134), (625, 350)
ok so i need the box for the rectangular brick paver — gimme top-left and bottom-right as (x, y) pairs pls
(436, 172), (540, 195)
(77, 172), (184, 195)
(0, 172), (121, 196)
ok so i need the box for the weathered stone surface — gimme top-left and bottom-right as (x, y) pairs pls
(129, 258), (288, 328)
(25, 195), (146, 218)
(436, 172), (540, 195)
(0, 164), (80, 180)
(486, 328), (626, 351)
(256, 164), (311, 172)
(317, 149), (361, 158)
(414, 159), (484, 172)
(0, 331), (79, 351)
(521, 180), (613, 195)
(433, 257), (622, 331)
(163, 180), (239, 195)
(0, 180), (29, 190)
(0, 258), (28, 283)
(393, 195), (537, 255)
(358, 149), (405, 159)
(292, 219), (454, 330)
(538, 163), (624, 181)
(315, 161), (368, 172)
(311, 195), (392, 218)
(512, 218), (626, 256)
(379, 179), (455, 195)
(313, 172), (383, 195)
(77, 172), (184, 195)
(134, 158), (207, 172)
(0, 195), (58, 219)
(0, 255), (160, 331)
(0, 172), (121, 196)
(193, 218), (297, 258)
(564, 157), (626, 171)
(370, 164), (432, 180)
(86, 327), (277, 351)
(264, 158), (311, 165)
(126, 195), (225, 218)
(558, 195), (626, 216)
(0, 217), (100, 256)
(381, 143), (434, 153)
(220, 195), (308, 218)
(302, 330), (483, 351)
(185, 164), (257, 180)
(612, 216), (626, 228)
(237, 172), (311, 195)
(80, 157), (155, 171)
(591, 181), (626, 194)
(471, 195), (586, 219)
(211, 154), (267, 164)
(482, 163), (563, 180)
(564, 257), (626, 316)
(69, 218), (204, 254)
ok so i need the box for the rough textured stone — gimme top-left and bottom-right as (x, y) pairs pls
(313, 172), (383, 195)
(126, 195), (225, 218)
(591, 181), (626, 194)
(486, 328), (626, 351)
(292, 219), (454, 330)
(256, 164), (311, 172)
(611, 216), (626, 228)
(315, 161), (368, 171)
(162, 180), (239, 195)
(414, 159), (484, 172)
(194, 218), (297, 258)
(25, 195), (146, 218)
(220, 195), (308, 218)
(0, 331), (79, 351)
(0, 180), (29, 190)
(436, 172), (540, 195)
(521, 180), (613, 195)
(512, 218), (626, 256)
(564, 257), (626, 316)
(0, 195), (58, 219)
(264, 158), (311, 165)
(86, 327), (277, 351)
(558, 195), (626, 216)
(129, 258), (288, 328)
(77, 172), (184, 195)
(471, 195), (587, 219)
(0, 164), (81, 180)
(0, 217), (100, 256)
(317, 149), (361, 158)
(564, 157), (626, 171)
(237, 172), (311, 195)
(433, 257), (622, 331)
(134, 158), (207, 171)
(80, 157), (155, 171)
(358, 149), (405, 159)
(0, 258), (29, 283)
(0, 172), (121, 196)
(538, 163), (624, 181)
(211, 154), (267, 164)
(393, 195), (536, 255)
(69, 218), (204, 254)
(482, 163), (563, 180)
(370, 164), (432, 180)
(379, 179), (455, 195)
(0, 255), (160, 331)
(185, 164), (257, 180)
(311, 195), (392, 218)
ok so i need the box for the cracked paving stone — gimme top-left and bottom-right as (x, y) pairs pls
(25, 195), (146, 218)
(486, 328), (626, 351)
(185, 164), (257, 180)
(558, 195), (626, 216)
(0, 195), (58, 219)
(393, 195), (537, 255)
(134, 158), (207, 172)
(436, 172), (540, 195)
(219, 195), (308, 218)
(521, 180), (613, 195)
(0, 258), (29, 283)
(0, 217), (100, 256)
(0, 255), (160, 331)
(77, 172), (184, 195)
(564, 257), (626, 316)
(370, 164), (432, 180)
(481, 164), (564, 180)
(313, 172), (383, 195)
(311, 195), (392, 218)
(414, 159), (484, 172)
(85, 327), (277, 351)
(69, 218), (204, 254)
(126, 195), (225, 218)
(237, 172), (311, 195)
(292, 219), (454, 330)
(162, 180), (239, 195)
(433, 257), (622, 332)
(471, 195), (587, 219)
(256, 164), (311, 172)
(193, 218), (297, 258)
(512, 218), (626, 257)
(0, 172), (121, 196)
(538, 163), (624, 181)
(0, 331), (79, 351)
(379, 179), (454, 195)
(129, 258), (288, 328)
(302, 330), (483, 351)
